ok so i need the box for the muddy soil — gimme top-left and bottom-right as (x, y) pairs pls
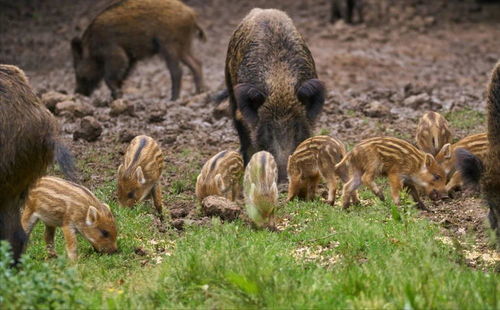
(1, 0), (500, 255)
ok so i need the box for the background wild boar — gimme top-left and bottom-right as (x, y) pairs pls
(330, 0), (364, 24)
(71, 0), (205, 101)
(415, 111), (452, 156)
(456, 62), (500, 249)
(0, 65), (76, 264)
(225, 8), (325, 183)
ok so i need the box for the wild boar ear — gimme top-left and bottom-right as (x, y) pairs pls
(297, 79), (325, 121)
(215, 173), (225, 190)
(86, 206), (99, 226)
(234, 83), (266, 125)
(135, 167), (146, 185)
(442, 143), (452, 159)
(71, 37), (83, 60)
(424, 153), (435, 168)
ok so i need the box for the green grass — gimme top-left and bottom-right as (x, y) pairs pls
(3, 176), (498, 309)
(445, 108), (486, 133)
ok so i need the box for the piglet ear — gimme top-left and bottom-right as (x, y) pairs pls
(424, 153), (435, 168)
(234, 83), (266, 126)
(297, 79), (325, 121)
(215, 173), (225, 191)
(441, 143), (452, 159)
(86, 206), (99, 226)
(135, 167), (146, 185)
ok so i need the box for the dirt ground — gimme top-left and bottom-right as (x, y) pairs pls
(1, 0), (500, 253)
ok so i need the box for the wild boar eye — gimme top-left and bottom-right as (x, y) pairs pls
(127, 191), (135, 199)
(433, 174), (441, 181)
(100, 229), (109, 238)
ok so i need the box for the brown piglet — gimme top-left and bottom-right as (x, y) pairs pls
(435, 133), (488, 193)
(22, 176), (118, 260)
(117, 135), (164, 220)
(287, 135), (350, 205)
(336, 137), (448, 210)
(415, 111), (452, 156)
(195, 150), (244, 202)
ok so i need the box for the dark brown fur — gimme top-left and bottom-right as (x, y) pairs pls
(458, 62), (500, 249)
(71, 0), (205, 100)
(225, 8), (325, 182)
(0, 65), (57, 263)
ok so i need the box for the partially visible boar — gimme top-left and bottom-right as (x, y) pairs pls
(330, 0), (364, 24)
(22, 176), (118, 260)
(415, 111), (452, 156)
(456, 62), (500, 249)
(225, 8), (326, 183)
(243, 151), (279, 229)
(287, 135), (348, 205)
(117, 135), (164, 220)
(336, 137), (448, 210)
(0, 65), (77, 264)
(71, 0), (205, 100)
(195, 150), (244, 202)
(435, 133), (488, 193)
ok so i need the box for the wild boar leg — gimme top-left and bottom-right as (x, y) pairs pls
(307, 174), (320, 201)
(388, 173), (403, 205)
(341, 172), (362, 209)
(404, 182), (428, 210)
(62, 225), (78, 260)
(330, 0), (342, 23)
(152, 184), (164, 221)
(181, 53), (204, 94)
(103, 47), (130, 99)
(361, 172), (385, 201)
(233, 116), (253, 164)
(21, 206), (38, 235)
(160, 47), (183, 101)
(325, 175), (338, 206)
(44, 226), (57, 258)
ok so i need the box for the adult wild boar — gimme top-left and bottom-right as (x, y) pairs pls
(225, 8), (326, 182)
(0, 65), (76, 264)
(71, 0), (205, 101)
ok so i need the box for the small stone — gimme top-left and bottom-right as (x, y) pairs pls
(41, 91), (71, 112)
(55, 100), (93, 117)
(73, 116), (102, 142)
(149, 109), (166, 123)
(109, 99), (134, 116)
(403, 93), (430, 109)
(213, 100), (231, 120)
(363, 101), (390, 118)
(118, 129), (137, 143)
(201, 196), (241, 221)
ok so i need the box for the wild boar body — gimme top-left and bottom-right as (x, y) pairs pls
(71, 0), (205, 100)
(22, 176), (118, 260)
(287, 135), (348, 205)
(117, 135), (164, 219)
(337, 137), (447, 209)
(0, 65), (59, 263)
(225, 8), (325, 182)
(195, 150), (244, 202)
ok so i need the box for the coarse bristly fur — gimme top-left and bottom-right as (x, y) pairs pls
(287, 135), (349, 206)
(243, 151), (278, 229)
(336, 136), (448, 210)
(456, 62), (500, 249)
(225, 8), (325, 183)
(435, 133), (488, 193)
(71, 0), (205, 101)
(415, 111), (452, 156)
(195, 150), (244, 202)
(21, 176), (118, 260)
(0, 65), (77, 264)
(117, 135), (164, 220)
